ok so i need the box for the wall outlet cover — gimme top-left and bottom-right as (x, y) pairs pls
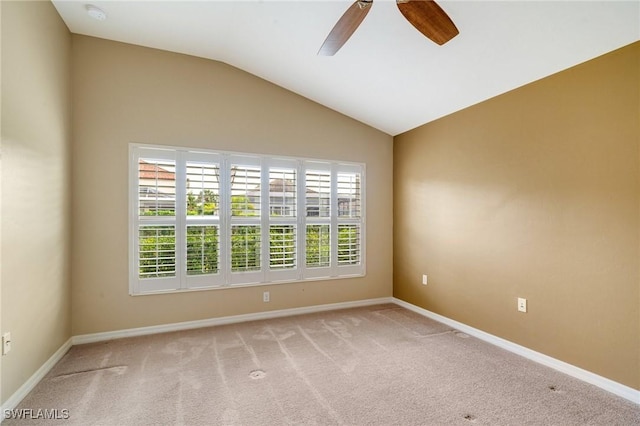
(518, 298), (527, 313)
(2, 332), (11, 355)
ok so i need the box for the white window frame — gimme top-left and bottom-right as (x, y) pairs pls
(129, 144), (366, 295)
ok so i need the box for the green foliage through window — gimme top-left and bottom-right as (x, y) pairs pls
(231, 225), (261, 272)
(187, 226), (219, 275)
(187, 190), (218, 216)
(139, 226), (176, 278)
(270, 226), (296, 269)
(306, 225), (330, 267)
(338, 225), (360, 265)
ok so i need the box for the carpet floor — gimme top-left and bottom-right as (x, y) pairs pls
(5, 304), (639, 425)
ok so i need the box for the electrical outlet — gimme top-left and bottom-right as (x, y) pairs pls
(422, 274), (428, 285)
(263, 291), (270, 303)
(518, 298), (527, 313)
(2, 332), (11, 355)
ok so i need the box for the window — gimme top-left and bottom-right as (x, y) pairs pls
(130, 144), (365, 295)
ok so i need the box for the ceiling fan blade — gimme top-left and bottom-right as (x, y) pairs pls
(396, 0), (459, 45)
(318, 0), (373, 56)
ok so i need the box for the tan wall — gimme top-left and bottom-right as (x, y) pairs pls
(71, 35), (393, 335)
(394, 42), (640, 389)
(1, 1), (72, 403)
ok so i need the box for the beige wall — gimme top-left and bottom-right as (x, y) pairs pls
(0, 0), (3, 404)
(1, 1), (72, 403)
(394, 42), (640, 389)
(71, 35), (393, 335)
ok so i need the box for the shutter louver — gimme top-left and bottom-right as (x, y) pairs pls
(186, 162), (219, 216)
(231, 225), (261, 272)
(138, 225), (176, 278)
(269, 168), (296, 217)
(270, 225), (296, 269)
(305, 170), (331, 217)
(337, 172), (361, 218)
(186, 225), (219, 275)
(306, 224), (331, 267)
(338, 224), (360, 265)
(231, 165), (261, 217)
(138, 158), (176, 216)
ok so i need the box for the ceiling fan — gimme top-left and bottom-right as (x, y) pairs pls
(318, 0), (459, 56)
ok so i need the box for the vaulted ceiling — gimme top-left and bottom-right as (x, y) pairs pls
(52, 0), (639, 135)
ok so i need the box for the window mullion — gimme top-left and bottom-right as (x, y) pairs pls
(219, 155), (231, 286)
(330, 164), (339, 277)
(175, 152), (187, 288)
(261, 157), (269, 282)
(298, 161), (306, 279)
(129, 146), (139, 295)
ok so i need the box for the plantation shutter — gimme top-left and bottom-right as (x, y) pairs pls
(267, 159), (299, 282)
(228, 155), (263, 285)
(303, 162), (333, 279)
(184, 152), (224, 288)
(130, 144), (365, 295)
(336, 166), (363, 276)
(132, 147), (180, 293)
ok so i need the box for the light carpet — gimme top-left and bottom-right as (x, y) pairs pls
(5, 304), (639, 425)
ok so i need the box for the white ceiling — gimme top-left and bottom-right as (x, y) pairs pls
(52, 0), (639, 136)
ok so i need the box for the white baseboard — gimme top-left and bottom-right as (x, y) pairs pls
(4, 295), (637, 419)
(73, 297), (394, 345)
(0, 338), (73, 419)
(392, 297), (640, 405)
